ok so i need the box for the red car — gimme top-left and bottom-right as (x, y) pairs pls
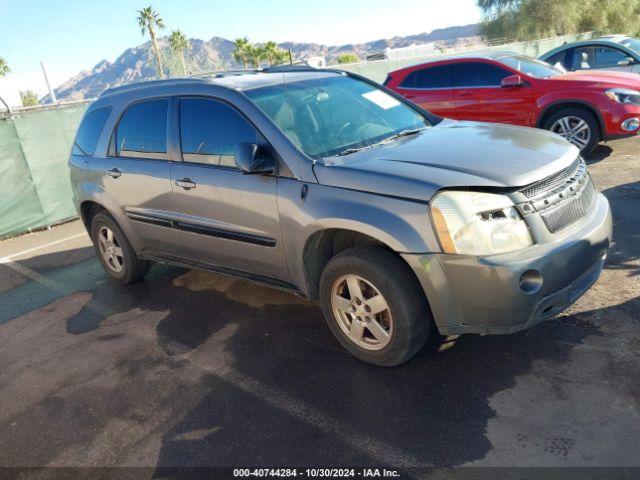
(384, 51), (640, 154)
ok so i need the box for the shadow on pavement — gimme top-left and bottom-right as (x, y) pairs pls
(0, 170), (637, 471)
(585, 144), (613, 165)
(602, 181), (639, 277)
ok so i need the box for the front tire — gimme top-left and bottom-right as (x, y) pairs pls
(319, 247), (431, 366)
(90, 212), (150, 283)
(543, 108), (599, 155)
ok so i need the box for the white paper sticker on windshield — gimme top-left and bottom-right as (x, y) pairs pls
(362, 90), (401, 110)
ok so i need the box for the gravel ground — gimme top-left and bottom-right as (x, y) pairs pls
(0, 137), (638, 478)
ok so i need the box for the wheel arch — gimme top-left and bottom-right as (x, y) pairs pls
(536, 100), (604, 140)
(301, 228), (427, 301)
(79, 200), (106, 232)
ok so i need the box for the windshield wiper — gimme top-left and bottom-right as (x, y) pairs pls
(380, 128), (425, 144)
(73, 142), (88, 156)
(336, 146), (372, 156)
(335, 128), (425, 156)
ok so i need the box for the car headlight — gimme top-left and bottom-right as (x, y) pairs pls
(431, 191), (534, 255)
(605, 88), (640, 105)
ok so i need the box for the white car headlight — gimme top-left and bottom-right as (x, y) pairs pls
(431, 191), (534, 255)
(605, 88), (640, 105)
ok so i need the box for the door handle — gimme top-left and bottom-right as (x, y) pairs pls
(176, 178), (197, 190)
(107, 168), (122, 178)
(457, 91), (474, 97)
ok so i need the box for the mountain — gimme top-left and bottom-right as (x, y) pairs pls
(47, 23), (480, 103)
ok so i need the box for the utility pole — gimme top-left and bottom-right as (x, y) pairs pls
(40, 61), (57, 105)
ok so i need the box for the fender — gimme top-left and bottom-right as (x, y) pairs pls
(535, 96), (605, 138)
(276, 178), (441, 295)
(76, 181), (143, 252)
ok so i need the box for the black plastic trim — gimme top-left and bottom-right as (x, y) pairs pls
(140, 251), (303, 295)
(174, 221), (276, 247)
(126, 211), (276, 247)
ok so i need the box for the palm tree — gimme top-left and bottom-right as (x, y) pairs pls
(262, 41), (287, 66)
(169, 30), (191, 76)
(137, 6), (165, 79)
(247, 44), (263, 68)
(0, 57), (9, 77)
(0, 57), (10, 113)
(233, 37), (250, 68)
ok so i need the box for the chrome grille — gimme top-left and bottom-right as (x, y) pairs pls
(520, 159), (579, 199)
(519, 158), (597, 234)
(539, 179), (596, 233)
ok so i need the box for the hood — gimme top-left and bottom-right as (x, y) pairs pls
(313, 119), (579, 201)
(550, 70), (640, 89)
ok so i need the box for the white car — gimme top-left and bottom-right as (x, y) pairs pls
(540, 36), (640, 74)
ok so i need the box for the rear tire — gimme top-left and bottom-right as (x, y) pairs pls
(543, 107), (599, 155)
(319, 247), (431, 366)
(90, 212), (150, 283)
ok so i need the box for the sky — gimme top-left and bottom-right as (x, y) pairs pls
(0, 0), (481, 106)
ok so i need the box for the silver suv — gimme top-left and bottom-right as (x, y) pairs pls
(69, 67), (612, 366)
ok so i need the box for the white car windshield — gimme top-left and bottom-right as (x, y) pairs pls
(619, 37), (640, 55)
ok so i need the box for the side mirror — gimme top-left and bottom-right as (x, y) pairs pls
(234, 143), (275, 174)
(501, 74), (524, 88)
(618, 57), (634, 66)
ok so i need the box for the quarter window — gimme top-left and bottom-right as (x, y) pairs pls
(116, 99), (168, 159)
(179, 97), (257, 167)
(595, 46), (631, 67)
(452, 62), (511, 87)
(399, 65), (451, 89)
(73, 106), (112, 156)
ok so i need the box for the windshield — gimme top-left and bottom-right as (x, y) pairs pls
(245, 74), (430, 158)
(500, 55), (563, 78)
(619, 37), (640, 54)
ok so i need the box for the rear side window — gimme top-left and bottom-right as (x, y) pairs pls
(545, 51), (567, 69)
(179, 97), (257, 168)
(452, 62), (511, 87)
(399, 65), (451, 89)
(73, 106), (112, 156)
(116, 99), (168, 159)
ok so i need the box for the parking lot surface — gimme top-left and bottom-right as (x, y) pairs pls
(0, 138), (639, 475)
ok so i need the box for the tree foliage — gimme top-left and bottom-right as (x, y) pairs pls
(137, 6), (166, 78)
(336, 53), (359, 64)
(233, 37), (251, 68)
(478, 0), (640, 41)
(233, 38), (289, 68)
(20, 90), (39, 107)
(0, 57), (9, 76)
(169, 29), (191, 75)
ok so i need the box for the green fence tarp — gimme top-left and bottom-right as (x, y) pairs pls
(0, 104), (87, 238)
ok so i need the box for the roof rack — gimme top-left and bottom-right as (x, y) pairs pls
(192, 68), (260, 79)
(98, 77), (210, 98)
(261, 64), (319, 73)
(98, 65), (335, 99)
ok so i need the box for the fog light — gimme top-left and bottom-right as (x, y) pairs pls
(621, 117), (640, 132)
(520, 269), (543, 294)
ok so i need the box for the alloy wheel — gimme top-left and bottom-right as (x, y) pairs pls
(97, 225), (124, 273)
(550, 115), (591, 150)
(330, 274), (393, 350)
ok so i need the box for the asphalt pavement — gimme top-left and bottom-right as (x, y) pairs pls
(0, 138), (638, 478)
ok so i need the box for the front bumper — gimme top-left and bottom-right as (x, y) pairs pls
(603, 103), (640, 139)
(402, 192), (612, 335)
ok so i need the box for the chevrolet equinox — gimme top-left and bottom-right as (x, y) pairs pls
(69, 67), (612, 366)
